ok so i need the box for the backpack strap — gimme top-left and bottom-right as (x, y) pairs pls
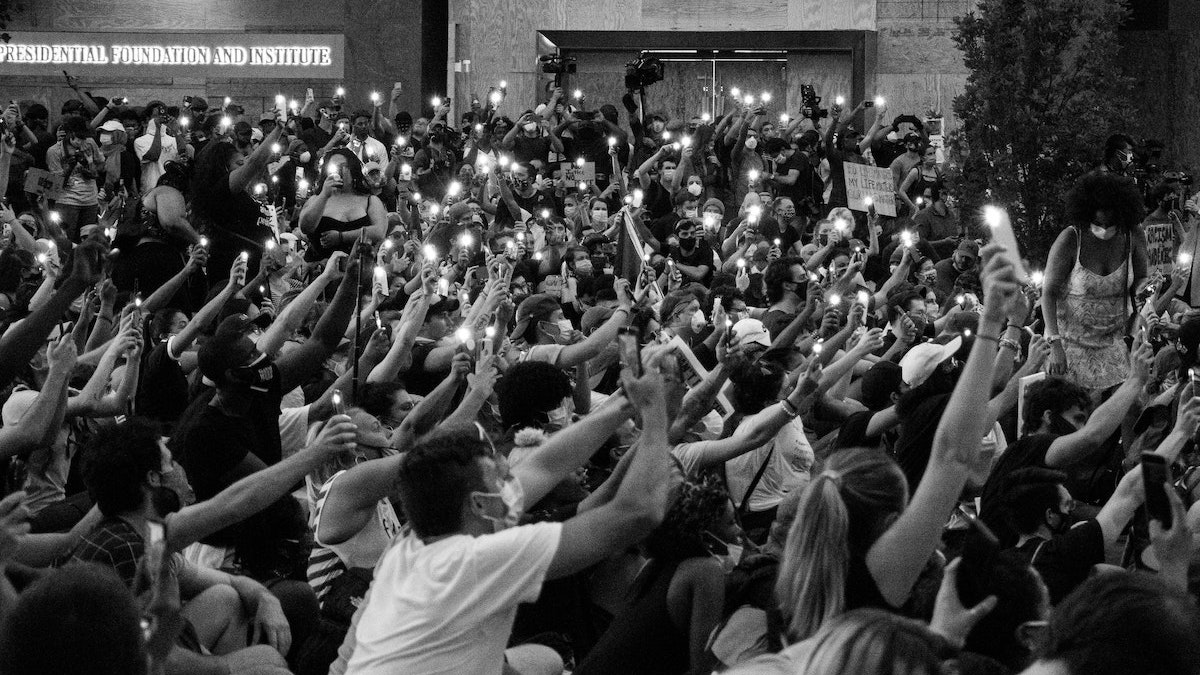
(738, 445), (776, 516)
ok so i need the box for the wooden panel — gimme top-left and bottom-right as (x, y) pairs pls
(640, 0), (787, 31)
(876, 21), (969, 74)
(564, 0), (642, 30)
(785, 52), (853, 117)
(873, 72), (965, 129)
(454, 0), (564, 112)
(789, 0), (875, 30)
(12, 0), (343, 32)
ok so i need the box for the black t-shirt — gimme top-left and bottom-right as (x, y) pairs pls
(979, 434), (1056, 546)
(1011, 519), (1104, 604)
(872, 139), (906, 172)
(190, 161), (274, 281)
(136, 340), (189, 428)
(893, 393), (951, 491)
(496, 188), (557, 229)
(837, 410), (881, 450)
(761, 309), (796, 342)
(669, 240), (715, 286)
(776, 152), (819, 207)
(644, 181), (673, 221)
(170, 365), (283, 504)
(512, 135), (553, 167)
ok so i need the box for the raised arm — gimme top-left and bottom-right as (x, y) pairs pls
(229, 110), (285, 195)
(274, 246), (359, 393)
(0, 335), (76, 459)
(256, 255), (340, 357)
(166, 416), (357, 551)
(170, 257), (243, 358)
(554, 279), (633, 368)
(867, 244), (1018, 607)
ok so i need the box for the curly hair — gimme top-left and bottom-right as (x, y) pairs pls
(1022, 377), (1090, 435)
(644, 474), (729, 561)
(1064, 172), (1145, 231)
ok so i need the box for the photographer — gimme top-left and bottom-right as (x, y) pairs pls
(45, 115), (103, 241)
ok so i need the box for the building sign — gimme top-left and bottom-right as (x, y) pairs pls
(0, 32), (344, 79)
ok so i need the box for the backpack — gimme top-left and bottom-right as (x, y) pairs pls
(99, 185), (146, 240)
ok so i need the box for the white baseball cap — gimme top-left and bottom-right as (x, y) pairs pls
(732, 318), (771, 349)
(899, 336), (962, 387)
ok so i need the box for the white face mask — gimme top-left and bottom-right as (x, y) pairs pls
(473, 477), (525, 532)
(690, 309), (707, 332)
(1090, 223), (1117, 241)
(687, 183), (703, 196)
(683, 208), (698, 219)
(556, 318), (574, 334)
(523, 122), (538, 133)
(745, 137), (758, 150)
(591, 209), (608, 222)
(546, 401), (573, 429)
(99, 133), (113, 146)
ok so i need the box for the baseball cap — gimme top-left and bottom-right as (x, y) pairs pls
(860, 361), (904, 411)
(99, 120), (124, 132)
(581, 305), (615, 335)
(198, 315), (260, 386)
(900, 336), (962, 387)
(259, 111), (276, 123)
(61, 99), (85, 115)
(956, 239), (980, 260)
(732, 318), (772, 349)
(512, 294), (562, 339)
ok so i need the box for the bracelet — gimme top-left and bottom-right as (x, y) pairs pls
(998, 338), (1020, 352)
(1044, 334), (1062, 345)
(780, 398), (800, 418)
(976, 333), (1001, 344)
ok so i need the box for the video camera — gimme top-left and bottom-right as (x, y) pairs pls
(540, 53), (577, 86)
(625, 53), (664, 91)
(800, 85), (828, 123)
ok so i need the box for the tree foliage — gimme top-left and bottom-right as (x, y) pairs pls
(951, 0), (1134, 259)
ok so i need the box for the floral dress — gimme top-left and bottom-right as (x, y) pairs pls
(1058, 226), (1131, 391)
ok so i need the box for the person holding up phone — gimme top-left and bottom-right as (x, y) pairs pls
(298, 149), (387, 263)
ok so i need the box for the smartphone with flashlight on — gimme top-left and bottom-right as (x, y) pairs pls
(1141, 452), (1174, 529)
(332, 389), (347, 416)
(617, 326), (642, 377)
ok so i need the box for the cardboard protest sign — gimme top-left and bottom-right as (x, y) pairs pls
(559, 161), (596, 188)
(844, 163), (896, 217)
(664, 335), (733, 418)
(24, 168), (63, 199)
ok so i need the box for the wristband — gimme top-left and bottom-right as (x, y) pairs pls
(780, 398), (800, 418)
(998, 338), (1020, 352)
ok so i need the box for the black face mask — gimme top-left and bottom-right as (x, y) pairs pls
(151, 485), (182, 516)
(1048, 413), (1078, 437)
(229, 353), (276, 393)
(1045, 506), (1076, 535)
(678, 235), (696, 251)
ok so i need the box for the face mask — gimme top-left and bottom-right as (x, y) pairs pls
(546, 402), (573, 430)
(556, 318), (574, 334)
(591, 210), (608, 222)
(1048, 413), (1079, 437)
(920, 270), (937, 284)
(745, 137), (758, 150)
(905, 311), (928, 337)
(687, 183), (703, 196)
(524, 122), (538, 133)
(574, 259), (593, 276)
(229, 352), (276, 392)
(300, 151), (312, 164)
(662, 169), (676, 183)
(1090, 223), (1117, 241)
(716, 542), (744, 573)
(1046, 506), (1076, 535)
(690, 309), (707, 332)
(99, 133), (113, 146)
(474, 477), (526, 532)
(683, 208), (698, 219)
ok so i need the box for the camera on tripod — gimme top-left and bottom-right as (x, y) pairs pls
(625, 53), (664, 90)
(800, 84), (828, 123)
(539, 53), (577, 75)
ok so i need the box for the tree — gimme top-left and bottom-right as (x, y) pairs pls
(951, 0), (1134, 260)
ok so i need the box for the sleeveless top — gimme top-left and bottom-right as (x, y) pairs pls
(575, 558), (691, 675)
(307, 469), (403, 603)
(908, 165), (944, 201)
(1057, 226), (1131, 390)
(305, 194), (377, 262)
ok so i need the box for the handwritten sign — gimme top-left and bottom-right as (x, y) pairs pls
(23, 168), (63, 199)
(559, 161), (596, 188)
(1144, 219), (1175, 279)
(844, 163), (897, 217)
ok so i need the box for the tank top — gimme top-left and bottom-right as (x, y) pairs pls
(305, 194), (376, 262)
(307, 469), (402, 603)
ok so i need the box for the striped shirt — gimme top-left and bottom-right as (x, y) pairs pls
(308, 470), (402, 603)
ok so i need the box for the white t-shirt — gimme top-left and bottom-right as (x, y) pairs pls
(723, 417), (814, 513)
(345, 521), (562, 675)
(134, 122), (179, 190)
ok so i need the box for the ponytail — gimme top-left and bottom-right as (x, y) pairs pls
(775, 472), (850, 642)
(774, 447), (908, 644)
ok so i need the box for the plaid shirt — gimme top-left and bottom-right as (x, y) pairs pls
(67, 516), (144, 588)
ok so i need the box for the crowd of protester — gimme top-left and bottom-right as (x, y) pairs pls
(0, 70), (1197, 675)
